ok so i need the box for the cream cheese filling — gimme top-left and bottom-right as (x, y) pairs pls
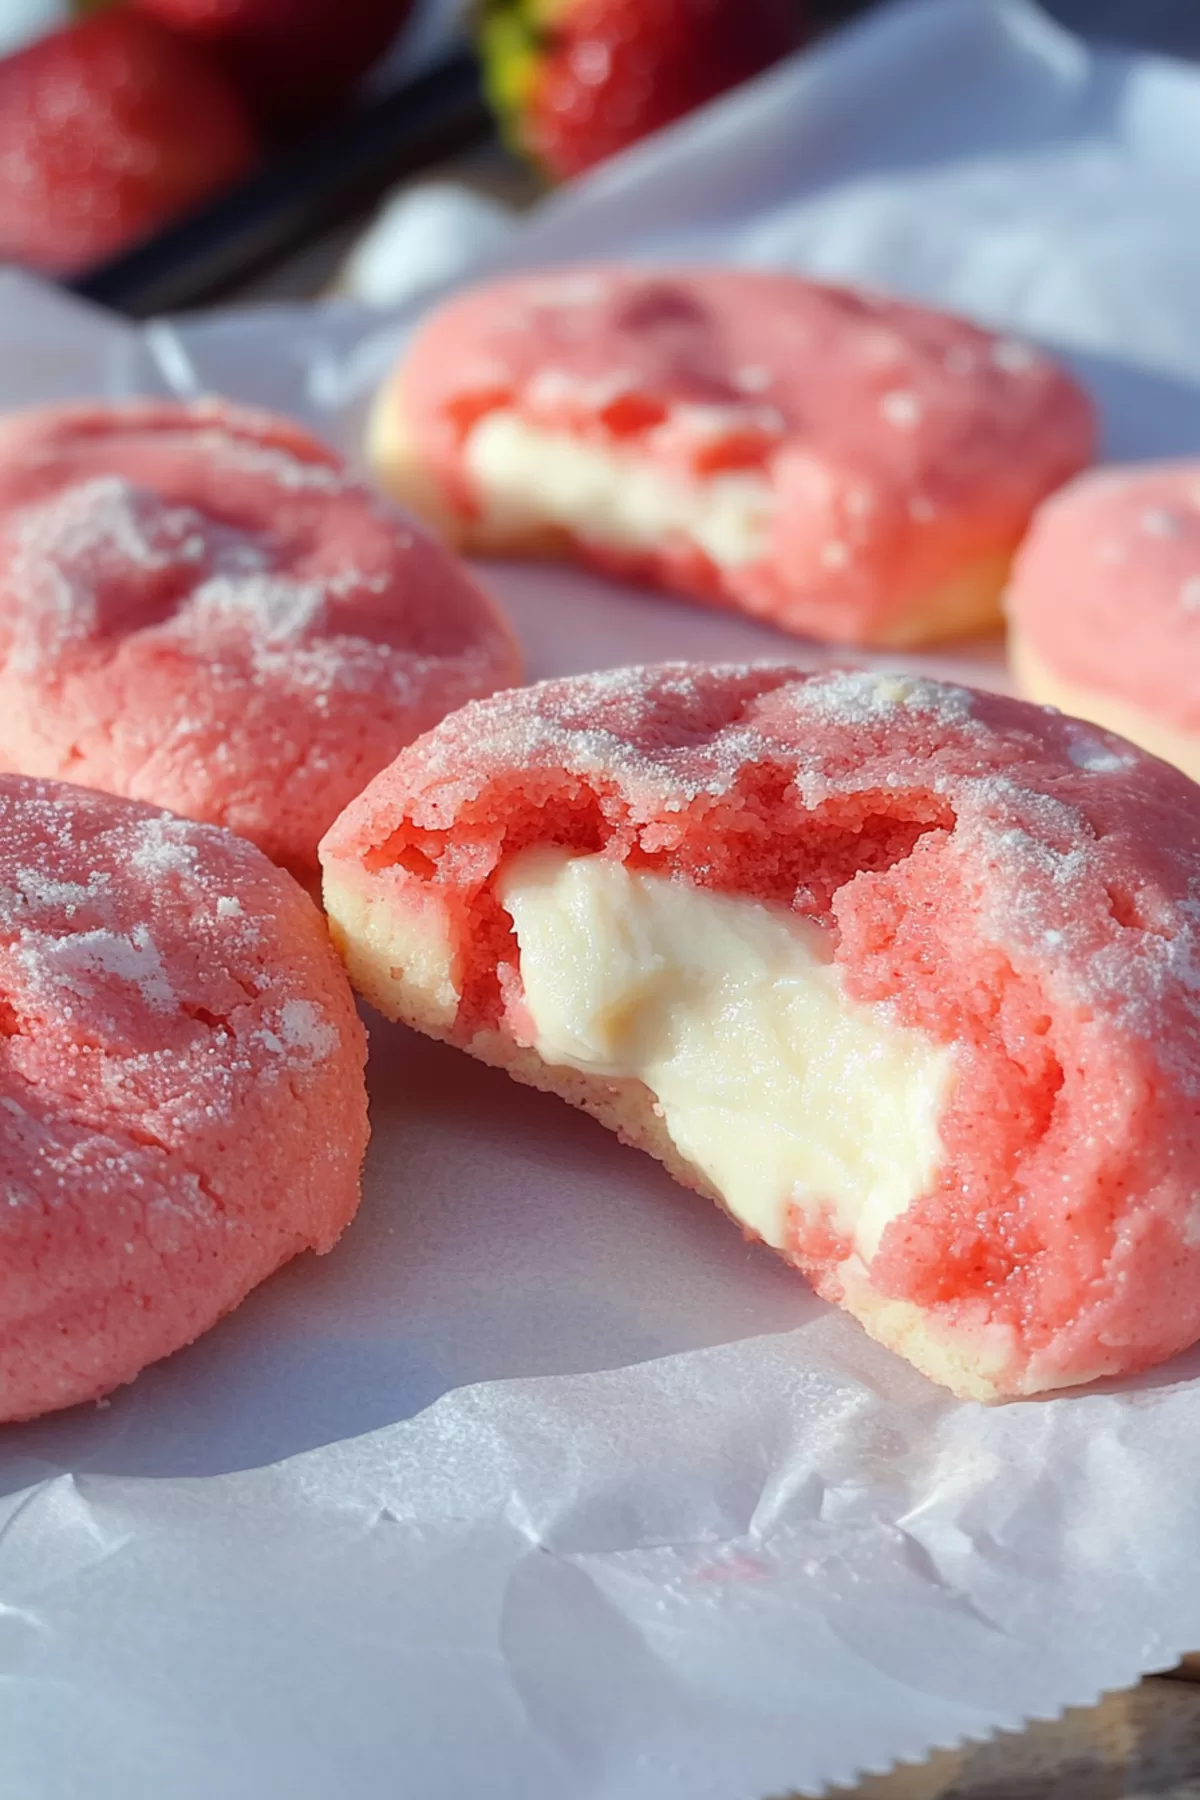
(497, 849), (952, 1263)
(462, 410), (776, 569)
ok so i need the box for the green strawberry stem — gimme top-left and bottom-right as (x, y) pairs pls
(475, 0), (557, 159)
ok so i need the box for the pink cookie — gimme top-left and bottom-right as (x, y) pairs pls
(0, 776), (368, 1422)
(369, 266), (1095, 648)
(1008, 461), (1200, 779)
(322, 662), (1200, 1402)
(0, 399), (521, 879)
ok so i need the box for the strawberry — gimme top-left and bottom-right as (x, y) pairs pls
(479, 0), (805, 182)
(0, 11), (256, 277)
(133, 0), (416, 131)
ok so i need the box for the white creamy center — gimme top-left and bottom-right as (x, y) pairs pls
(463, 411), (775, 568)
(497, 849), (952, 1262)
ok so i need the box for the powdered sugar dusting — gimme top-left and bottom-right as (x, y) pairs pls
(1064, 727), (1137, 773)
(259, 999), (337, 1063)
(364, 666), (988, 837)
(279, 998), (337, 1059)
(130, 816), (203, 880)
(5, 477), (216, 670)
(191, 425), (350, 496)
(21, 475), (207, 571)
(191, 573), (328, 643)
(795, 668), (975, 728)
(11, 867), (111, 916)
(1, 474), (280, 675)
(20, 923), (176, 1012)
(879, 389), (923, 430)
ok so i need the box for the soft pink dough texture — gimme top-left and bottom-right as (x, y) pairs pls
(0, 399), (521, 877)
(0, 775), (368, 1422)
(1006, 460), (1200, 724)
(323, 662), (1200, 1397)
(393, 266), (1095, 644)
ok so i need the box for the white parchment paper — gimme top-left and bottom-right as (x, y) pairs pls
(2, 3), (1200, 1795)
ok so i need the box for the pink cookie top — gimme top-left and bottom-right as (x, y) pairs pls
(1007, 460), (1200, 725)
(0, 775), (368, 1420)
(0, 400), (521, 875)
(398, 266), (1095, 640)
(323, 663), (1200, 1394)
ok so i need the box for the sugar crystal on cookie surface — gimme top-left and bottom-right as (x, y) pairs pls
(879, 389), (923, 429)
(129, 815), (207, 879)
(20, 923), (177, 1013)
(258, 998), (338, 1064)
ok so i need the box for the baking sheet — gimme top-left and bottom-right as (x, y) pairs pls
(2, 2), (1200, 1795)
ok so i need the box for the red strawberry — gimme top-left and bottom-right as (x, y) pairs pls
(134, 0), (416, 131)
(479, 0), (805, 182)
(0, 11), (256, 278)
